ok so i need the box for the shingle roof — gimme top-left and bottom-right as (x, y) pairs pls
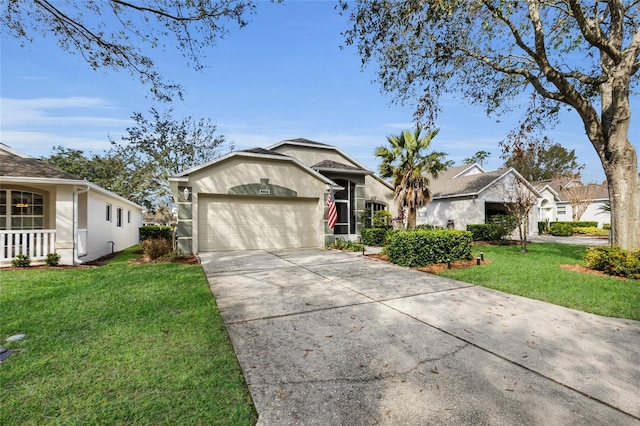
(240, 147), (289, 157)
(283, 138), (331, 147)
(0, 154), (81, 180)
(534, 178), (609, 201)
(311, 159), (368, 173)
(430, 168), (508, 198)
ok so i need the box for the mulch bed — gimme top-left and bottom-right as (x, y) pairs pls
(559, 264), (626, 279)
(4, 250), (200, 270)
(366, 253), (491, 273)
(129, 254), (200, 265)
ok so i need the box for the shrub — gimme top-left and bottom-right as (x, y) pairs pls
(415, 224), (441, 230)
(603, 223), (611, 230)
(372, 210), (392, 228)
(361, 228), (388, 246)
(386, 229), (472, 267)
(467, 224), (505, 242)
(142, 238), (173, 260)
(45, 252), (61, 267)
(549, 222), (573, 237)
(467, 215), (516, 242)
(538, 221), (549, 234)
(12, 254), (31, 268)
(553, 221), (598, 230)
(139, 225), (173, 242)
(573, 227), (608, 236)
(585, 247), (640, 279)
(327, 238), (364, 252)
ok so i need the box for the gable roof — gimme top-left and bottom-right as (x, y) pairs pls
(0, 145), (143, 209)
(311, 159), (372, 175)
(169, 149), (335, 186)
(429, 165), (540, 199)
(533, 178), (609, 202)
(267, 138), (393, 189)
(0, 152), (81, 180)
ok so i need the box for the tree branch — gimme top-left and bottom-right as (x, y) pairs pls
(567, 0), (622, 63)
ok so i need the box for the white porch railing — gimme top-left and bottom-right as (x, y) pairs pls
(0, 230), (56, 262)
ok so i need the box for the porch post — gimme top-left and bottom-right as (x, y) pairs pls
(55, 186), (75, 265)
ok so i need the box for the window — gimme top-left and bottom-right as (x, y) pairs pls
(332, 179), (356, 235)
(106, 203), (112, 222)
(0, 190), (45, 230)
(365, 201), (388, 227)
(116, 207), (123, 227)
(127, 210), (131, 224)
(557, 206), (567, 215)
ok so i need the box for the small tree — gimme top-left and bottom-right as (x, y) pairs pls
(562, 183), (600, 222)
(498, 175), (539, 252)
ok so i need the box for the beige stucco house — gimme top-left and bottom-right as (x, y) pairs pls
(417, 164), (541, 234)
(168, 138), (395, 253)
(0, 144), (143, 266)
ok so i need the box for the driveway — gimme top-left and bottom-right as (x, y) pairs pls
(201, 249), (639, 425)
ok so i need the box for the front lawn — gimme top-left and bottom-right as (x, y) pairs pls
(0, 247), (256, 425)
(435, 242), (640, 321)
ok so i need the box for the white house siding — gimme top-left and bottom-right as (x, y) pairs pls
(55, 186), (75, 265)
(417, 198), (483, 230)
(556, 200), (610, 227)
(83, 190), (143, 262)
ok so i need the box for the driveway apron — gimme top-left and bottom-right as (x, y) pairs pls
(200, 249), (640, 426)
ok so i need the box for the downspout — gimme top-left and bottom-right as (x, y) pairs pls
(73, 185), (90, 265)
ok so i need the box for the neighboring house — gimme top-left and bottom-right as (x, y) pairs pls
(534, 178), (610, 227)
(168, 138), (395, 253)
(0, 144), (143, 266)
(416, 164), (541, 235)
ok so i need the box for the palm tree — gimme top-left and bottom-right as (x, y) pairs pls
(375, 126), (448, 229)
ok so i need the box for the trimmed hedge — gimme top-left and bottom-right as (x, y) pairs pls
(554, 221), (599, 229)
(549, 222), (573, 236)
(467, 215), (517, 242)
(573, 226), (609, 236)
(361, 228), (388, 246)
(467, 224), (510, 242)
(386, 229), (473, 267)
(585, 246), (640, 279)
(139, 225), (173, 241)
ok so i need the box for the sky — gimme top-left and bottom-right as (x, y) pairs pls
(1, 1), (638, 183)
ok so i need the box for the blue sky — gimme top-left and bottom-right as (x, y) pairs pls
(1, 1), (637, 183)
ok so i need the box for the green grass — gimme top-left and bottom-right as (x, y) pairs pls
(436, 242), (640, 321)
(0, 247), (257, 425)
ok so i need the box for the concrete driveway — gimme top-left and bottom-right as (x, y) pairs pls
(200, 249), (639, 425)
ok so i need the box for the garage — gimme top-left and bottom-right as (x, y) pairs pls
(197, 195), (320, 252)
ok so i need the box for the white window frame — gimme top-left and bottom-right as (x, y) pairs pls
(106, 203), (112, 222)
(127, 210), (131, 224)
(116, 207), (123, 227)
(557, 206), (567, 215)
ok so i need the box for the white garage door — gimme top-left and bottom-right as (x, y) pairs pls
(198, 196), (320, 251)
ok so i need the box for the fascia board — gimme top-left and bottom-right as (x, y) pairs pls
(170, 151), (334, 186)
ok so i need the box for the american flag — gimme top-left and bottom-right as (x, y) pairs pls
(327, 188), (338, 229)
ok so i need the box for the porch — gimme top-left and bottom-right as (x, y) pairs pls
(0, 229), (87, 266)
